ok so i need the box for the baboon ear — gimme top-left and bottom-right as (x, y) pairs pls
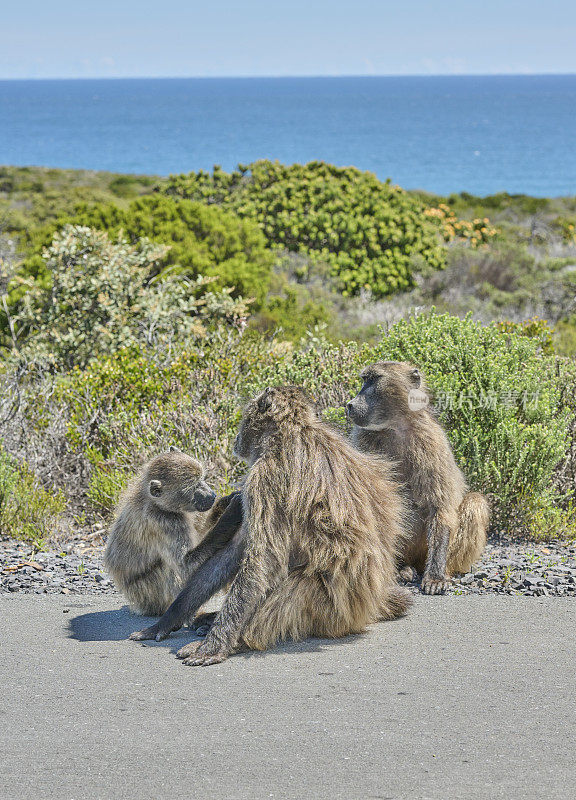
(169, 445), (181, 453)
(257, 387), (274, 413)
(409, 368), (421, 387)
(149, 479), (163, 497)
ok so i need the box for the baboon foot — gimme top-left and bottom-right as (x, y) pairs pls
(420, 574), (451, 595)
(399, 565), (418, 583)
(187, 611), (217, 638)
(177, 639), (230, 667)
(129, 621), (172, 642)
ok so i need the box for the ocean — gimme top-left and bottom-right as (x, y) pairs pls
(0, 75), (575, 196)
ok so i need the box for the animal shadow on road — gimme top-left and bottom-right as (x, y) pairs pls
(67, 605), (198, 646)
(67, 605), (408, 659)
(65, 606), (355, 657)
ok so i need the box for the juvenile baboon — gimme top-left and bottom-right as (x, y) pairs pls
(130, 386), (411, 665)
(104, 447), (238, 616)
(347, 361), (489, 594)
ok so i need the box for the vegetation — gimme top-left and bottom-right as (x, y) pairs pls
(1, 162), (575, 547)
(0, 446), (65, 545)
(17, 196), (274, 308)
(15, 225), (251, 369)
(165, 160), (453, 296)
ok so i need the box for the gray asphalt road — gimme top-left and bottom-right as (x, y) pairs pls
(1, 596), (575, 800)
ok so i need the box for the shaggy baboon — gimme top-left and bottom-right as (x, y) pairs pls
(104, 447), (239, 615)
(347, 361), (489, 594)
(130, 386), (411, 665)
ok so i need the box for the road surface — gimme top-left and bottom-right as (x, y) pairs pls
(1, 595), (575, 799)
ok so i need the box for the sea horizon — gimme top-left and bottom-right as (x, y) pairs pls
(2, 74), (575, 196)
(2, 72), (575, 80)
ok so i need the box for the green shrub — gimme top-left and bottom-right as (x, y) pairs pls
(44, 195), (273, 305)
(0, 446), (65, 545)
(247, 313), (574, 539)
(87, 464), (130, 513)
(553, 318), (576, 356)
(495, 318), (555, 354)
(552, 216), (576, 244)
(2, 312), (574, 540)
(164, 160), (447, 297)
(15, 225), (251, 368)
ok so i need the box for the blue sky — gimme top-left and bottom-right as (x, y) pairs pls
(2, 0), (575, 79)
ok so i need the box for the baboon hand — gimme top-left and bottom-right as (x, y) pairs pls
(420, 574), (451, 595)
(129, 621), (173, 642)
(187, 611), (217, 638)
(399, 565), (418, 583)
(177, 638), (230, 667)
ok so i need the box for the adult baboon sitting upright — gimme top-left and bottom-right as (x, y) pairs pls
(347, 361), (489, 595)
(130, 385), (411, 665)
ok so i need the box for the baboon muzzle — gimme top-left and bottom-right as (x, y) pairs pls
(193, 486), (217, 512)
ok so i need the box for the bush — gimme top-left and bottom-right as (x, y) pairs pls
(248, 313), (575, 539)
(0, 446), (65, 546)
(14, 225), (251, 368)
(1, 313), (573, 542)
(164, 160), (448, 297)
(47, 195), (273, 305)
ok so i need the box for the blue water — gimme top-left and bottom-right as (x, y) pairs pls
(1, 76), (575, 196)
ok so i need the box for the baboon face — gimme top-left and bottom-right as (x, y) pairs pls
(147, 448), (216, 513)
(347, 361), (427, 429)
(234, 386), (316, 462)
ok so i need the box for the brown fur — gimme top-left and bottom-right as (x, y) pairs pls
(348, 362), (489, 594)
(172, 385), (411, 666)
(104, 447), (226, 615)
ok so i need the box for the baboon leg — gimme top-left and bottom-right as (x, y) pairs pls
(129, 532), (244, 641)
(124, 559), (180, 616)
(421, 510), (453, 595)
(183, 492), (243, 576)
(448, 492), (489, 575)
(239, 569), (410, 651)
(178, 494), (292, 666)
(239, 572), (338, 651)
(176, 562), (271, 665)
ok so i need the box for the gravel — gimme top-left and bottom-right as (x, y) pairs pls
(0, 538), (117, 597)
(2, 536), (576, 598)
(410, 538), (576, 597)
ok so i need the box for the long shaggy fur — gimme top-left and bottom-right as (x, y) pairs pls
(230, 385), (411, 652)
(449, 492), (490, 574)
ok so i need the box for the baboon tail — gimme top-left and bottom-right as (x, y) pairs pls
(448, 492), (490, 575)
(381, 585), (413, 620)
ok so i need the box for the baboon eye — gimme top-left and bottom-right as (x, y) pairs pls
(149, 480), (163, 497)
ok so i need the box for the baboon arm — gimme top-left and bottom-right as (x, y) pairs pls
(176, 549), (280, 664)
(203, 491), (242, 529)
(129, 531), (245, 641)
(178, 494), (291, 665)
(183, 491), (243, 576)
(421, 510), (451, 595)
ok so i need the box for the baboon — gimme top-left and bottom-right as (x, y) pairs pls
(104, 447), (240, 616)
(347, 361), (489, 594)
(130, 385), (411, 665)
